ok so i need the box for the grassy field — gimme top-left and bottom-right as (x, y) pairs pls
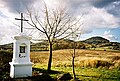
(30, 49), (120, 81)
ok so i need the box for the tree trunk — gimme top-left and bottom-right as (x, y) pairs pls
(72, 42), (76, 80)
(72, 56), (76, 80)
(47, 42), (52, 72)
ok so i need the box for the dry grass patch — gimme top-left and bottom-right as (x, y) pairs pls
(30, 49), (120, 69)
(30, 51), (49, 64)
(79, 59), (111, 68)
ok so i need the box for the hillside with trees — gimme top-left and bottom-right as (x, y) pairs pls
(0, 36), (120, 51)
(82, 36), (120, 50)
(83, 36), (110, 44)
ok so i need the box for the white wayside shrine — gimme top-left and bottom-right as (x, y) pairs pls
(9, 13), (33, 78)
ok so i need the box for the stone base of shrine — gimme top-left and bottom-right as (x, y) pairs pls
(9, 62), (33, 78)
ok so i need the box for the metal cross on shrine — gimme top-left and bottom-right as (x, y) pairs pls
(15, 13), (28, 32)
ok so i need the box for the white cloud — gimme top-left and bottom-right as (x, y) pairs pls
(80, 7), (120, 34)
(0, 0), (120, 44)
(0, 7), (20, 45)
(103, 30), (117, 41)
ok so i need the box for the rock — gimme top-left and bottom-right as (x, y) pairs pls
(57, 73), (72, 80)
(32, 73), (53, 81)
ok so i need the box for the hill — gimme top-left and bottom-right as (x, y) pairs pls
(83, 36), (110, 44)
(0, 36), (120, 51)
(82, 36), (120, 50)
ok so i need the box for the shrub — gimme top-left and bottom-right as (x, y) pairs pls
(111, 60), (120, 69)
(0, 50), (12, 79)
(112, 56), (120, 61)
(79, 59), (111, 68)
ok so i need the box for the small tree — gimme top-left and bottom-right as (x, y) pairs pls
(27, 1), (81, 72)
(71, 39), (77, 80)
(69, 29), (81, 80)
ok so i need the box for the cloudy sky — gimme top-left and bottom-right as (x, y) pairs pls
(0, 0), (120, 45)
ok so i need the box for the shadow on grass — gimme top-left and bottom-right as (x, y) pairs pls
(31, 68), (63, 81)
(33, 67), (62, 74)
(1, 68), (62, 81)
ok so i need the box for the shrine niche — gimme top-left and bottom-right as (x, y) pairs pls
(19, 43), (27, 58)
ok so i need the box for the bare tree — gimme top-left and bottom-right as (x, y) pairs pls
(27, 1), (81, 72)
(72, 37), (77, 80)
(69, 29), (81, 80)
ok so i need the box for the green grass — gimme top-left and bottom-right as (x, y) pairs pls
(33, 63), (120, 81)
